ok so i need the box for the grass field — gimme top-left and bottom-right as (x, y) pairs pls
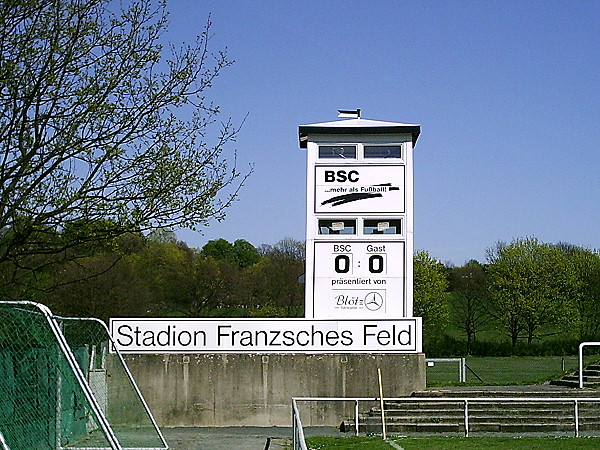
(426, 355), (600, 386)
(306, 435), (600, 449)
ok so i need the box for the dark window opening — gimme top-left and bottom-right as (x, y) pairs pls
(318, 219), (357, 235)
(319, 145), (357, 159)
(363, 219), (402, 235)
(364, 145), (401, 159)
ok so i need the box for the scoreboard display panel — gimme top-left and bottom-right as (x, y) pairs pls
(313, 241), (405, 319)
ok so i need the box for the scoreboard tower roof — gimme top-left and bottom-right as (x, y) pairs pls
(299, 118), (421, 148)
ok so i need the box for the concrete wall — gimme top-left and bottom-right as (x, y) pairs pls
(110, 353), (425, 427)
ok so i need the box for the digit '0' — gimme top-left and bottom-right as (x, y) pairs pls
(335, 255), (350, 273)
(369, 255), (384, 273)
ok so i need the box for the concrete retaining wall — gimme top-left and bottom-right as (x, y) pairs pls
(110, 353), (425, 427)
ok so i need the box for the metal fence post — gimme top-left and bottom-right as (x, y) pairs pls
(580, 343), (585, 389)
(464, 400), (469, 437)
(574, 399), (580, 437)
(355, 400), (359, 436)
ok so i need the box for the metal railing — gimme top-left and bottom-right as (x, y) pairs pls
(57, 314), (169, 450)
(0, 429), (9, 450)
(0, 301), (168, 450)
(291, 395), (600, 444)
(579, 342), (600, 388)
(291, 399), (309, 450)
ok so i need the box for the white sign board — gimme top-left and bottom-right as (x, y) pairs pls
(315, 165), (405, 214)
(110, 318), (422, 354)
(313, 241), (405, 319)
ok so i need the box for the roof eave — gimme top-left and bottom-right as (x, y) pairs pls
(298, 123), (421, 148)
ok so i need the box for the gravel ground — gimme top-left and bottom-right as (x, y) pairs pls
(160, 426), (339, 450)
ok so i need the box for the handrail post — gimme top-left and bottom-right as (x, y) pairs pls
(464, 399), (469, 437)
(292, 398), (302, 450)
(355, 399), (359, 436)
(574, 399), (580, 437)
(378, 368), (387, 440)
(579, 343), (584, 389)
(292, 400), (296, 449)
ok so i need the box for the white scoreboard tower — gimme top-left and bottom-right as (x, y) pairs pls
(299, 111), (421, 321)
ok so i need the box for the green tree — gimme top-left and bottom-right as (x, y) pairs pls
(134, 233), (197, 314)
(448, 260), (490, 354)
(232, 239), (261, 269)
(0, 0), (249, 293)
(413, 250), (449, 332)
(200, 238), (260, 269)
(486, 237), (580, 345)
(44, 249), (155, 322)
(245, 238), (305, 317)
(558, 244), (600, 340)
(168, 255), (243, 317)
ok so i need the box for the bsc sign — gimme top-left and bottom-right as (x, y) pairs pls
(315, 165), (405, 214)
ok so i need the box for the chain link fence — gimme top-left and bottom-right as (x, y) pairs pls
(0, 301), (167, 450)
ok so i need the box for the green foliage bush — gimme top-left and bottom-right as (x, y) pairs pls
(424, 333), (591, 357)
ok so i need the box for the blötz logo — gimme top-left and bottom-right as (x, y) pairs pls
(335, 295), (363, 307)
(334, 292), (384, 311)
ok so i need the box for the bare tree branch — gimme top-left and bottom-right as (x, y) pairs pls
(0, 0), (250, 288)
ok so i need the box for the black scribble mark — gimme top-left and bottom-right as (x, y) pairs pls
(321, 192), (383, 207)
(321, 183), (399, 207)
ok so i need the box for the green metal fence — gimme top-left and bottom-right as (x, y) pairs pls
(0, 302), (167, 450)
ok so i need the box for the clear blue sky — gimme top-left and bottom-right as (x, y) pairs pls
(168, 0), (600, 265)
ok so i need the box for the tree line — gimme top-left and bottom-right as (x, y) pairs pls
(3, 229), (600, 355)
(417, 237), (600, 355)
(0, 230), (305, 323)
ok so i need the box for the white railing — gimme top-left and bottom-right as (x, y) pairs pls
(291, 399), (309, 450)
(0, 429), (9, 450)
(292, 395), (600, 443)
(579, 342), (600, 388)
(0, 301), (168, 450)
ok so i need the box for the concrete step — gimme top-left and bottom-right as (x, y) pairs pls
(344, 420), (600, 434)
(549, 379), (580, 388)
(344, 420), (463, 433)
(377, 408), (576, 418)
(562, 375), (600, 383)
(368, 409), (579, 421)
(412, 388), (600, 398)
(549, 362), (600, 388)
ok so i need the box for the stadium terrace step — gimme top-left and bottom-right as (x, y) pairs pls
(340, 385), (600, 434)
(550, 362), (600, 388)
(412, 386), (600, 397)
